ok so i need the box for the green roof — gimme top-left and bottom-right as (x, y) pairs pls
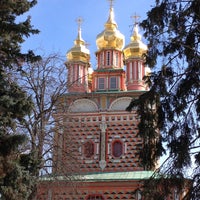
(62, 89), (146, 96)
(94, 68), (124, 72)
(81, 171), (154, 181)
(41, 171), (155, 182)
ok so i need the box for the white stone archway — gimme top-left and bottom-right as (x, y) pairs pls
(109, 97), (132, 111)
(68, 98), (98, 113)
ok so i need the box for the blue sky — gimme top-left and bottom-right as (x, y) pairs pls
(22, 0), (155, 67)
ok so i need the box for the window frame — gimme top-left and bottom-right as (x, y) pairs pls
(83, 140), (95, 158)
(100, 52), (104, 67)
(110, 76), (117, 89)
(106, 51), (111, 66)
(112, 140), (123, 158)
(98, 77), (105, 90)
(115, 51), (119, 66)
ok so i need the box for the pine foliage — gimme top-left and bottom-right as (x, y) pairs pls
(0, 0), (40, 199)
(127, 0), (200, 199)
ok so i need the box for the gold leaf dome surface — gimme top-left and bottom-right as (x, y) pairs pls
(96, 7), (125, 50)
(66, 26), (90, 63)
(124, 24), (147, 59)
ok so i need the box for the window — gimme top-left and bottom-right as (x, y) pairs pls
(70, 67), (73, 83)
(138, 61), (142, 80)
(100, 53), (104, 67)
(78, 65), (83, 83)
(98, 77), (105, 90)
(115, 52), (119, 66)
(110, 77), (117, 89)
(84, 141), (94, 158)
(106, 51), (111, 66)
(77, 65), (80, 83)
(112, 140), (123, 157)
(87, 195), (104, 200)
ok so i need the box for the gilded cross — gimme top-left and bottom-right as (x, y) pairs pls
(76, 17), (84, 29)
(131, 13), (140, 25)
(108, 0), (115, 8)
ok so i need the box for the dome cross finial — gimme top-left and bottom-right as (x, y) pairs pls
(131, 13), (140, 26)
(76, 17), (84, 30)
(130, 13), (141, 39)
(108, 0), (115, 8)
(74, 17), (85, 45)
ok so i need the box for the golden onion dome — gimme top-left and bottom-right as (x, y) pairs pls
(66, 19), (90, 63)
(96, 6), (125, 50)
(123, 23), (147, 59)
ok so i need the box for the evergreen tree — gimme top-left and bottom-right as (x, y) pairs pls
(127, 0), (199, 199)
(0, 0), (40, 199)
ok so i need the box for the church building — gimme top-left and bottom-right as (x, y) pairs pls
(37, 2), (160, 200)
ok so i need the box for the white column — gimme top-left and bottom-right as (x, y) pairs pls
(99, 115), (107, 170)
(130, 62), (132, 81)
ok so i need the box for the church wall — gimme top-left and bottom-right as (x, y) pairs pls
(52, 91), (145, 175)
(37, 180), (143, 200)
(56, 111), (143, 174)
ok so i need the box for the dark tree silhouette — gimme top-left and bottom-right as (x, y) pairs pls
(127, 0), (200, 199)
(0, 0), (40, 199)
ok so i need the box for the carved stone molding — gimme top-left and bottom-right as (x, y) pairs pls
(68, 98), (98, 112)
(109, 97), (132, 111)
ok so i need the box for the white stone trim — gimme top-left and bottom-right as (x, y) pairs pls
(109, 97), (132, 111)
(68, 98), (98, 112)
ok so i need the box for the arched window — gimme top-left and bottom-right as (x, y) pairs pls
(100, 52), (104, 67)
(106, 51), (111, 66)
(84, 141), (94, 158)
(87, 195), (104, 200)
(138, 61), (142, 80)
(115, 52), (119, 66)
(112, 140), (123, 157)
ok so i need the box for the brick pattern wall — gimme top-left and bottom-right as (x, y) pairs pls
(37, 181), (141, 200)
(37, 180), (185, 200)
(56, 111), (143, 174)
